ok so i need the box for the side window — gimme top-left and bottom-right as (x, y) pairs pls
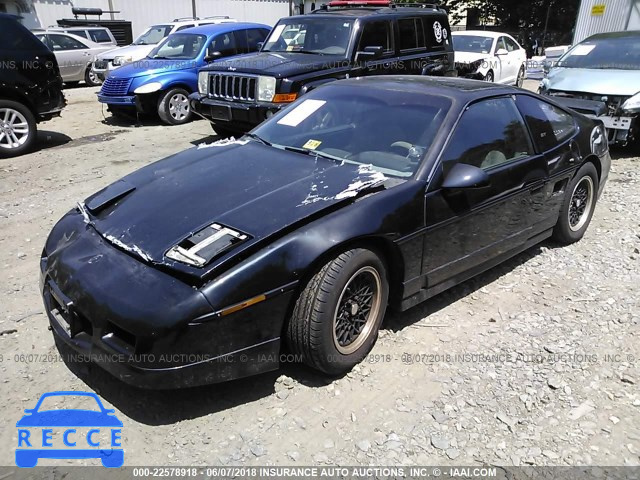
(424, 17), (449, 48)
(49, 34), (87, 51)
(358, 20), (393, 54)
(398, 18), (425, 51)
(515, 95), (576, 152)
(209, 32), (237, 57)
(89, 29), (112, 43)
(69, 30), (88, 39)
(441, 97), (533, 172)
(505, 37), (519, 52)
(175, 24), (195, 32)
(247, 28), (268, 51)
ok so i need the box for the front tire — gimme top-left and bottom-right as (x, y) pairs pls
(516, 65), (525, 87)
(484, 70), (494, 83)
(287, 248), (389, 375)
(85, 68), (102, 87)
(157, 88), (192, 125)
(552, 162), (599, 244)
(0, 100), (37, 158)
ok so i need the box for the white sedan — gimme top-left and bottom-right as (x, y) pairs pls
(452, 31), (527, 86)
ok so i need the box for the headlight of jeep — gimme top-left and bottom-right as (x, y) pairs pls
(198, 71), (208, 95)
(133, 82), (162, 94)
(113, 56), (133, 67)
(590, 124), (608, 156)
(257, 76), (276, 102)
(622, 93), (640, 113)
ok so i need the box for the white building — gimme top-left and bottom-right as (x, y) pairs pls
(1, 0), (292, 33)
(574, 0), (640, 43)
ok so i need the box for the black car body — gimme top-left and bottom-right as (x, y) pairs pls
(41, 76), (610, 389)
(190, 0), (455, 135)
(0, 13), (66, 157)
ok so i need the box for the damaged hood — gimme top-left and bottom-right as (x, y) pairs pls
(546, 67), (640, 97)
(83, 139), (388, 278)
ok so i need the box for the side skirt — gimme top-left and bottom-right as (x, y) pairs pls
(398, 228), (553, 312)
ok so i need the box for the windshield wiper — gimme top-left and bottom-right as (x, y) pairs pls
(244, 132), (271, 146)
(283, 145), (343, 162)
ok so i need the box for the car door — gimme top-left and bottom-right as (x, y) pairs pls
(422, 96), (549, 288)
(515, 94), (581, 231)
(493, 36), (510, 83)
(353, 20), (401, 76)
(504, 36), (524, 81)
(48, 33), (91, 81)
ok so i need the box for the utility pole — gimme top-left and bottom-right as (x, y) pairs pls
(192, 0), (197, 18)
(108, 0), (115, 19)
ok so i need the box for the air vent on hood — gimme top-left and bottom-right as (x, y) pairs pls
(165, 223), (249, 267)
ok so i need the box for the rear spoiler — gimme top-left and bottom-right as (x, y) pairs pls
(551, 96), (607, 117)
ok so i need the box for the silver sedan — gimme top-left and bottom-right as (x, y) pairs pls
(34, 31), (113, 86)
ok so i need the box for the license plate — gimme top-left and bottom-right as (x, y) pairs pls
(210, 105), (231, 121)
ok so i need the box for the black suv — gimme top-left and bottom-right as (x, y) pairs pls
(190, 0), (454, 136)
(0, 14), (66, 157)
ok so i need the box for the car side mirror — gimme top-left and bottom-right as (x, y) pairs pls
(24, 409), (34, 414)
(495, 48), (508, 56)
(204, 51), (222, 63)
(355, 45), (383, 62)
(105, 408), (116, 414)
(257, 41), (264, 51)
(442, 163), (490, 191)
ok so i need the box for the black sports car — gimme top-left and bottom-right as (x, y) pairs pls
(41, 76), (610, 388)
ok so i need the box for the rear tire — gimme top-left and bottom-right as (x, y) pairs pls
(552, 162), (599, 244)
(287, 248), (389, 375)
(157, 88), (192, 125)
(0, 100), (37, 158)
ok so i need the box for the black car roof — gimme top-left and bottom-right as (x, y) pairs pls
(335, 76), (520, 101)
(585, 30), (640, 41)
(296, 5), (446, 19)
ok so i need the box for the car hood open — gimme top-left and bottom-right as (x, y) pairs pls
(547, 67), (640, 96)
(83, 139), (388, 280)
(206, 51), (347, 78)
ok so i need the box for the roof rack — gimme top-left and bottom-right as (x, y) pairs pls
(200, 15), (231, 19)
(313, 0), (440, 13)
(172, 16), (200, 22)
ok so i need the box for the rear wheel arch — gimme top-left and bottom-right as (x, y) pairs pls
(581, 154), (602, 181)
(0, 90), (36, 117)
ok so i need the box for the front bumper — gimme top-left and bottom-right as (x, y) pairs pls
(97, 94), (136, 106)
(40, 213), (290, 388)
(190, 94), (284, 132)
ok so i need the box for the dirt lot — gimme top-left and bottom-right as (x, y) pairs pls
(0, 80), (638, 468)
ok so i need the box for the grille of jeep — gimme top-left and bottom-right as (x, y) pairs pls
(209, 74), (257, 101)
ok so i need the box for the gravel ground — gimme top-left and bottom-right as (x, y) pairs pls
(0, 80), (638, 468)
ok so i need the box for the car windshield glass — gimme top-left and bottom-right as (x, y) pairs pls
(557, 35), (640, 69)
(36, 395), (102, 412)
(452, 35), (494, 54)
(262, 17), (353, 55)
(252, 84), (450, 178)
(149, 33), (206, 59)
(134, 24), (173, 45)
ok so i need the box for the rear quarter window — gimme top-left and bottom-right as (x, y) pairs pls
(89, 29), (112, 43)
(424, 16), (450, 50)
(516, 95), (576, 152)
(398, 18), (426, 51)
